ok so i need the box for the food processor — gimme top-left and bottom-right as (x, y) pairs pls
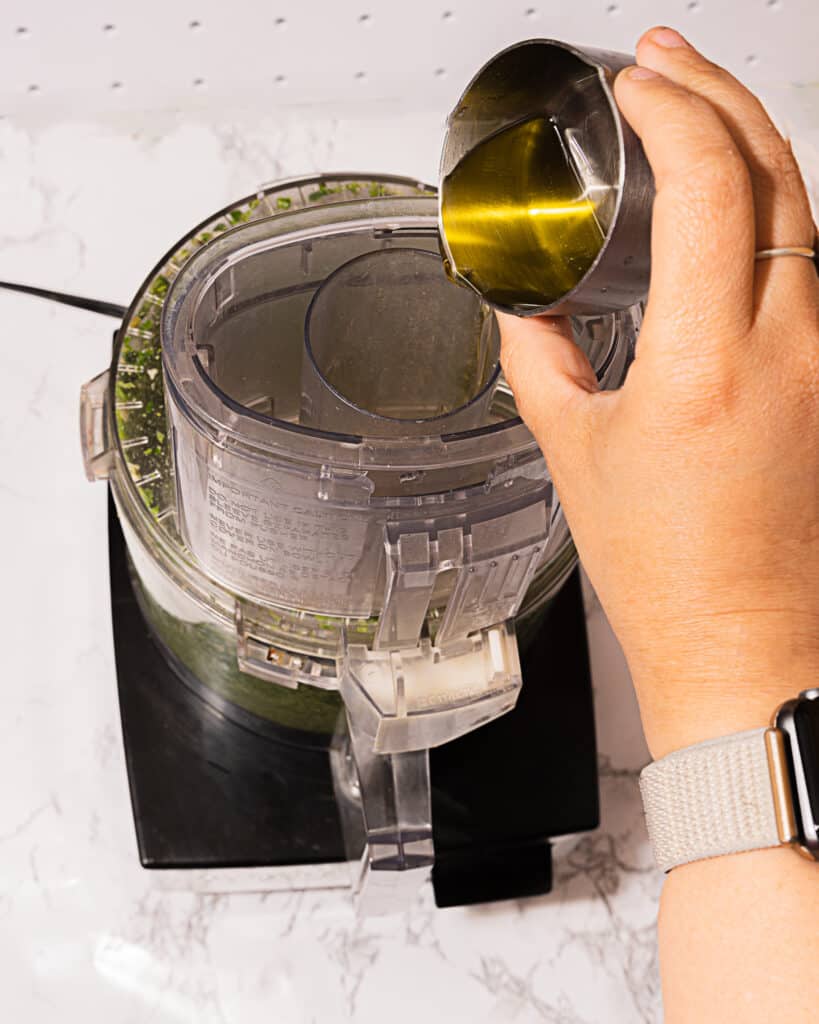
(80, 172), (640, 912)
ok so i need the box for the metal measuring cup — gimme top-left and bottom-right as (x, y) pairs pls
(439, 39), (654, 317)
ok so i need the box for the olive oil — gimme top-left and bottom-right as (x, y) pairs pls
(440, 116), (606, 307)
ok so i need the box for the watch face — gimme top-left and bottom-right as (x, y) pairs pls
(793, 694), (819, 848)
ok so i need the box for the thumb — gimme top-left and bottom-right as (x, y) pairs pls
(498, 312), (601, 471)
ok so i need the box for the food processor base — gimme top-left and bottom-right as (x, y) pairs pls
(109, 491), (599, 908)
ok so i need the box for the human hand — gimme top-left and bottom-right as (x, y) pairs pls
(499, 27), (819, 758)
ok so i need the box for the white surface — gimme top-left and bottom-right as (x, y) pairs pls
(1, 0), (817, 120)
(0, 5), (817, 1020)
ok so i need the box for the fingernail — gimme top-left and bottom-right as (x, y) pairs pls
(626, 65), (660, 80)
(649, 27), (690, 48)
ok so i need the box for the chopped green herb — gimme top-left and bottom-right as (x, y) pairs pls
(150, 275), (170, 298)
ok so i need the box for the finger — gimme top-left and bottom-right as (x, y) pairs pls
(613, 65), (756, 349)
(636, 27), (816, 261)
(498, 311), (600, 471)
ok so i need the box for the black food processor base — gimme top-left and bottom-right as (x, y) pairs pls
(109, 492), (599, 909)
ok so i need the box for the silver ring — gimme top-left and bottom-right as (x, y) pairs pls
(754, 246), (816, 261)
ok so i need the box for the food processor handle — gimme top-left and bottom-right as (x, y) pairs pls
(331, 490), (552, 913)
(332, 718), (434, 916)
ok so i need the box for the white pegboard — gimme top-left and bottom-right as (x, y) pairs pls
(0, 0), (817, 121)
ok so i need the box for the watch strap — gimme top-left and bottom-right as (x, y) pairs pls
(639, 727), (780, 872)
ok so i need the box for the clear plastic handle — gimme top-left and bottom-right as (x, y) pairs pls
(79, 368), (114, 481)
(329, 490), (550, 913)
(331, 719), (433, 916)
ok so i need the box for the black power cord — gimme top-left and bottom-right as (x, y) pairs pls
(0, 280), (126, 319)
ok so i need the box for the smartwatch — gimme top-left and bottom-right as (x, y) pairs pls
(640, 689), (819, 871)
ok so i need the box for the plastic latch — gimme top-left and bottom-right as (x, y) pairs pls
(233, 598), (340, 691)
(341, 619), (522, 754)
(79, 368), (114, 481)
(339, 489), (549, 755)
(436, 500), (549, 647)
(375, 489), (550, 652)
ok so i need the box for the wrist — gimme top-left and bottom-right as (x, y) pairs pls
(636, 685), (794, 760)
(625, 620), (819, 759)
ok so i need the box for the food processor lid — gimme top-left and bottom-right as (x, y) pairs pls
(161, 196), (535, 473)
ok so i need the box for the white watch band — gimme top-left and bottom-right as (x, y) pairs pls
(639, 728), (781, 872)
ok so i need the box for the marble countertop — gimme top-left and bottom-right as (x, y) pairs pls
(0, 95), (813, 1022)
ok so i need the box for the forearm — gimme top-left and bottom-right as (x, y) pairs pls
(659, 850), (819, 1023)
